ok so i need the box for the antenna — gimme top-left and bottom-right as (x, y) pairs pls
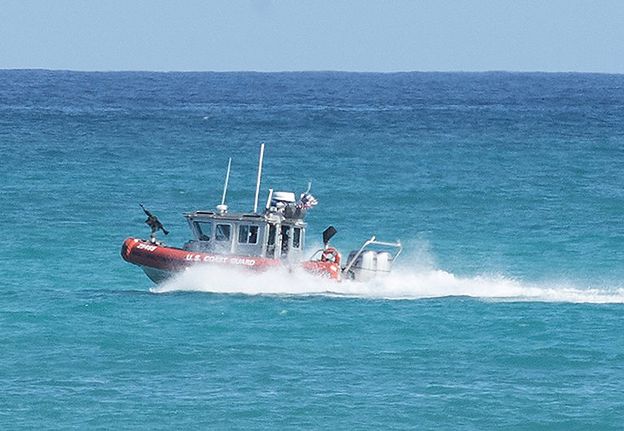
(253, 143), (265, 213)
(221, 157), (232, 206)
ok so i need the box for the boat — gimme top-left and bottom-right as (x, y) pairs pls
(121, 145), (402, 284)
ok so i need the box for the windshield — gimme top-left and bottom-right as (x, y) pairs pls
(194, 221), (212, 241)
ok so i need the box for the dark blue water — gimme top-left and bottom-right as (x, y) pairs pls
(1, 70), (624, 429)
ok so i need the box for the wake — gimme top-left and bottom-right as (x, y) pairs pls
(151, 264), (624, 304)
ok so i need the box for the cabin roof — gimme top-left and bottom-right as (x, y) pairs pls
(184, 210), (306, 226)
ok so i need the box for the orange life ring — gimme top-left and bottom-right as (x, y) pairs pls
(321, 247), (341, 265)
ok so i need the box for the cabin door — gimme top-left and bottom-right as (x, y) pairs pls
(266, 224), (277, 258)
(280, 225), (291, 259)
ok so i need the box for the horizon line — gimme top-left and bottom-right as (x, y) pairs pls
(1, 67), (623, 76)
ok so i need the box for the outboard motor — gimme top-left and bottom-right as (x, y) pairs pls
(345, 250), (394, 282)
(342, 236), (402, 282)
(376, 252), (393, 275)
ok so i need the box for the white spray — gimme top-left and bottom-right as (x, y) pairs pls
(151, 261), (624, 304)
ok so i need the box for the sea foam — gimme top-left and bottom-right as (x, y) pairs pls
(151, 263), (624, 304)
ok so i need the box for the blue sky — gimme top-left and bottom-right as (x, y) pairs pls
(1, 0), (622, 72)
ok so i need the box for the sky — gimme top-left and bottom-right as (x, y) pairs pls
(0, 0), (623, 72)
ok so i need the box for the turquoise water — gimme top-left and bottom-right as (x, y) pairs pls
(2, 70), (624, 429)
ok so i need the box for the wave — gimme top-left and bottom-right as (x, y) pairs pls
(150, 264), (624, 304)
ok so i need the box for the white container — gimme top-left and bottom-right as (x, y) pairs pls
(272, 191), (296, 203)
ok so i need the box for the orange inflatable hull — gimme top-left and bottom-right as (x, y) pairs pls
(121, 238), (341, 283)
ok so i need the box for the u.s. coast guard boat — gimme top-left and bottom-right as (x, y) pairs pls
(121, 145), (402, 283)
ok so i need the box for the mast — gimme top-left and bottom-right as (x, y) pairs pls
(221, 157), (232, 206)
(253, 143), (265, 213)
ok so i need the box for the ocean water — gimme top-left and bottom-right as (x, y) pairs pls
(1, 70), (624, 429)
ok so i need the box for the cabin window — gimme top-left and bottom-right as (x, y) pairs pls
(238, 225), (259, 244)
(293, 227), (301, 249)
(215, 224), (231, 241)
(195, 221), (212, 241)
